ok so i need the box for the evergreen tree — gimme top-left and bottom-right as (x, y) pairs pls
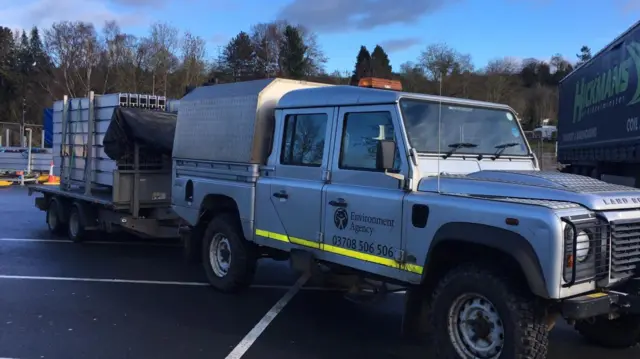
(221, 31), (256, 82)
(370, 45), (392, 79)
(350, 45), (371, 85)
(576, 45), (592, 65)
(279, 25), (308, 79)
(0, 27), (18, 105)
(29, 27), (47, 68)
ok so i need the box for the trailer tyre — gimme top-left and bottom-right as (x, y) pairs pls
(67, 205), (87, 243)
(201, 213), (257, 293)
(46, 198), (66, 235)
(575, 315), (640, 348)
(426, 264), (548, 359)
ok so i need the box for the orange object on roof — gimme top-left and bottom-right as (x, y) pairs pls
(358, 77), (403, 91)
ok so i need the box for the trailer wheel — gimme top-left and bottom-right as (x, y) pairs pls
(67, 205), (87, 243)
(46, 198), (66, 235)
(201, 213), (257, 293)
(426, 264), (548, 359)
(575, 315), (640, 348)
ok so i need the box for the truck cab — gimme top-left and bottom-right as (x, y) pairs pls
(172, 78), (640, 359)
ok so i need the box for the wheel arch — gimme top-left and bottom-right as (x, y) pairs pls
(422, 222), (549, 298)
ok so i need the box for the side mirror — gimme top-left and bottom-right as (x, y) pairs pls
(376, 139), (396, 171)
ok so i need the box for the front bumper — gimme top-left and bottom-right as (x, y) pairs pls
(562, 279), (640, 320)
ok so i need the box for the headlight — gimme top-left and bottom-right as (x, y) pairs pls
(564, 225), (591, 262)
(561, 216), (608, 286)
(575, 231), (591, 262)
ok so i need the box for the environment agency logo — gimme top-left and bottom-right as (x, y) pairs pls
(334, 208), (348, 230)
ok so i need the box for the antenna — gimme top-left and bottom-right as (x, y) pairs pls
(436, 72), (443, 193)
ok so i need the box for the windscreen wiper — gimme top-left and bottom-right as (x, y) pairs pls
(443, 142), (478, 159)
(492, 142), (520, 160)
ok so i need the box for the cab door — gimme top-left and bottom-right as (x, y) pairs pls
(321, 105), (409, 276)
(255, 107), (335, 250)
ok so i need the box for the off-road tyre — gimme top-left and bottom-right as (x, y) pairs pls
(201, 212), (257, 293)
(46, 198), (66, 235)
(575, 315), (640, 348)
(426, 264), (548, 359)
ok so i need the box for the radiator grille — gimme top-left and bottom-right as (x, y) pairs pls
(611, 220), (640, 279)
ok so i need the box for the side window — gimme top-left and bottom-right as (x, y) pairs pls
(280, 113), (328, 167)
(339, 111), (401, 171)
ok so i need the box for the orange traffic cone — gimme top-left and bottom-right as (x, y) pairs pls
(44, 161), (59, 185)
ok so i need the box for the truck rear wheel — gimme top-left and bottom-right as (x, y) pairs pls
(426, 264), (548, 359)
(575, 315), (640, 348)
(201, 213), (257, 293)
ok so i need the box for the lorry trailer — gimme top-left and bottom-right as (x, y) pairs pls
(557, 20), (640, 188)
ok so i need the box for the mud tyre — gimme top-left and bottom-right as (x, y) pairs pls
(575, 315), (640, 349)
(201, 213), (257, 293)
(426, 264), (548, 359)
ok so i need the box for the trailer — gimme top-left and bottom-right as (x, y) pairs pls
(28, 91), (182, 241)
(557, 20), (640, 186)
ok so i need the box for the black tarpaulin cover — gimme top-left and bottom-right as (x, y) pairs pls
(103, 107), (177, 161)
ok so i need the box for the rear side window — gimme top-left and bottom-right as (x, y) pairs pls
(280, 113), (328, 167)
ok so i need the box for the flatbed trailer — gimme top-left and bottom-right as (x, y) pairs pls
(28, 91), (182, 242)
(28, 182), (180, 241)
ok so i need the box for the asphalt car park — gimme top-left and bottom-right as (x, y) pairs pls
(0, 186), (639, 359)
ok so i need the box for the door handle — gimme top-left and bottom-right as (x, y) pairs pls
(273, 192), (288, 199)
(329, 200), (347, 207)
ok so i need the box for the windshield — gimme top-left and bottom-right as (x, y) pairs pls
(399, 98), (529, 156)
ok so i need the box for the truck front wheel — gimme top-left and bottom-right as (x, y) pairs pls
(46, 198), (66, 235)
(574, 315), (640, 348)
(201, 213), (257, 293)
(427, 264), (548, 359)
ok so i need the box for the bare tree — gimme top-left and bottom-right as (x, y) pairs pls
(483, 57), (521, 102)
(44, 21), (102, 97)
(148, 22), (180, 96)
(180, 31), (207, 88)
(419, 42), (473, 80)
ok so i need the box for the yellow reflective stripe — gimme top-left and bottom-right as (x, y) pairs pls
(255, 229), (289, 243)
(254, 229), (423, 274)
(290, 236), (321, 249)
(323, 243), (399, 268)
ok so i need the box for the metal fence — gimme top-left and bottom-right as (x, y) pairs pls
(524, 131), (558, 171)
(0, 123), (48, 148)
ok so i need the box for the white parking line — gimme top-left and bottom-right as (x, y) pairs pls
(0, 274), (342, 292)
(0, 238), (180, 247)
(225, 273), (311, 359)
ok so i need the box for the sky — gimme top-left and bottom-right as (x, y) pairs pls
(1, 0), (640, 73)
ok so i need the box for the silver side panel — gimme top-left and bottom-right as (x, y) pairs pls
(171, 159), (259, 239)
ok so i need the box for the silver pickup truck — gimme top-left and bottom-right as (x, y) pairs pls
(171, 78), (640, 358)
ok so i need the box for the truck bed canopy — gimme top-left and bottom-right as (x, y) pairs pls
(103, 107), (177, 162)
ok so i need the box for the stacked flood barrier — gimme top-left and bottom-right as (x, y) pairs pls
(53, 93), (178, 189)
